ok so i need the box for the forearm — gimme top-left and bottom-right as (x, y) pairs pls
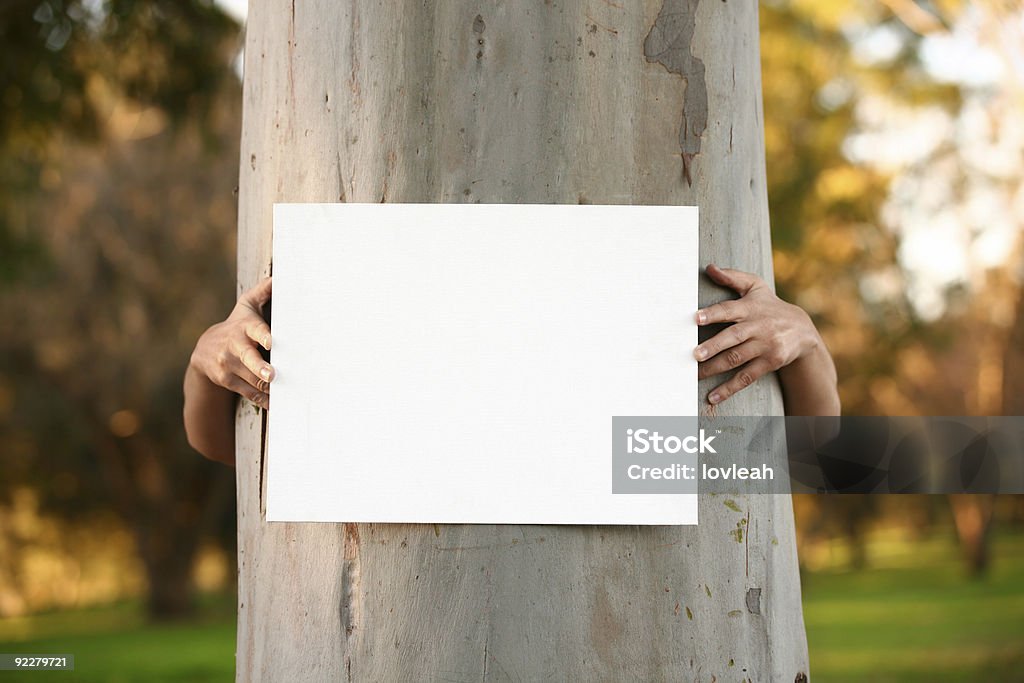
(776, 337), (841, 417)
(183, 362), (237, 465)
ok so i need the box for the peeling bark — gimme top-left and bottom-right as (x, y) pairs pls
(644, 0), (708, 186)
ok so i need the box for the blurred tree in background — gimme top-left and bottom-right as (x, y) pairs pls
(0, 0), (241, 618)
(762, 0), (1024, 577)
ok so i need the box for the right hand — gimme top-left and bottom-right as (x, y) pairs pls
(189, 277), (274, 408)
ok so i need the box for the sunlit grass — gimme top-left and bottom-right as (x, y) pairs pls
(803, 530), (1024, 682)
(0, 594), (234, 683)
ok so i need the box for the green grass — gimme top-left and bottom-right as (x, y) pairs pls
(803, 531), (1024, 682)
(1, 533), (1022, 682)
(0, 596), (234, 683)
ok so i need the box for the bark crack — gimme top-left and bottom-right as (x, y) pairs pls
(481, 632), (489, 682)
(336, 151), (347, 202)
(287, 0), (297, 121)
(258, 404), (268, 515)
(340, 523), (361, 639)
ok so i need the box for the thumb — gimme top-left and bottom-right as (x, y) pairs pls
(705, 264), (760, 295)
(243, 276), (273, 307)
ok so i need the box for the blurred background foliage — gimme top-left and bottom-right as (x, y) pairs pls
(0, 0), (240, 620)
(0, 0), (1022, 681)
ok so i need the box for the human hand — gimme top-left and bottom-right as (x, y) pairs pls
(189, 277), (274, 408)
(695, 264), (823, 406)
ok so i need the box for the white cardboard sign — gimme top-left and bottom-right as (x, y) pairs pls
(266, 203), (698, 525)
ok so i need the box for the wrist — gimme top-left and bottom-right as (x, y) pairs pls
(783, 331), (836, 383)
(791, 306), (826, 362)
(800, 330), (827, 362)
(187, 351), (216, 388)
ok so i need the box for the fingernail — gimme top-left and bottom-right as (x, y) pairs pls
(696, 310), (707, 324)
(262, 334), (272, 350)
(694, 346), (708, 360)
(708, 392), (721, 404)
(260, 366), (273, 381)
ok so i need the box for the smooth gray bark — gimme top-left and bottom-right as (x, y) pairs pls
(236, 1), (809, 680)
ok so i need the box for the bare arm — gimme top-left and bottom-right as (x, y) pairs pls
(776, 335), (840, 417)
(694, 264), (840, 417)
(183, 363), (238, 464)
(183, 277), (275, 464)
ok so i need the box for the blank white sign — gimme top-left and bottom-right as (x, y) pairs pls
(266, 203), (698, 524)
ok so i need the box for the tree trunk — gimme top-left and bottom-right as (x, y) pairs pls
(235, 1), (808, 680)
(949, 494), (996, 578)
(1005, 285), (1024, 416)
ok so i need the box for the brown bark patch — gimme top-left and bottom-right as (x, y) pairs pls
(643, 0), (708, 186)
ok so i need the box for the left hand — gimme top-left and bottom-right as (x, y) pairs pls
(695, 263), (823, 406)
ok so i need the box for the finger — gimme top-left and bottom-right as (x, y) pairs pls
(707, 358), (773, 405)
(696, 299), (749, 325)
(705, 264), (761, 295)
(697, 340), (764, 380)
(223, 372), (270, 408)
(245, 317), (273, 351)
(241, 276), (273, 308)
(225, 355), (272, 394)
(694, 322), (753, 361)
(232, 337), (275, 383)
